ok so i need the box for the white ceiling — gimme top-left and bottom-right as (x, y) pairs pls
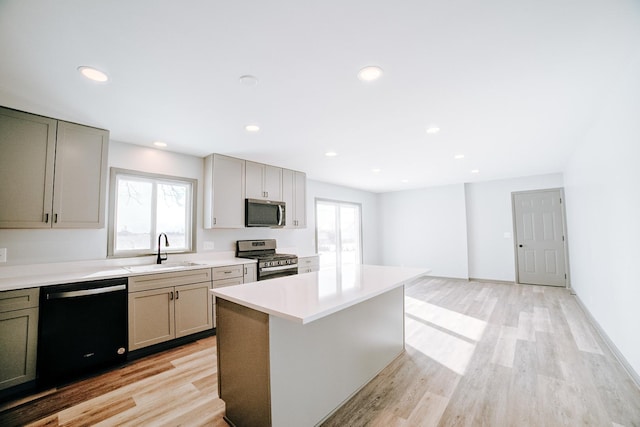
(1, 0), (638, 193)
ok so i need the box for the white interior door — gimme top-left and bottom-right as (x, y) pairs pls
(513, 189), (567, 287)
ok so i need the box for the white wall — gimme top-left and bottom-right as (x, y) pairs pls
(379, 184), (468, 278)
(465, 174), (564, 281)
(563, 52), (640, 375)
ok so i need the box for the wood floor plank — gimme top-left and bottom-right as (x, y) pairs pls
(2, 278), (639, 426)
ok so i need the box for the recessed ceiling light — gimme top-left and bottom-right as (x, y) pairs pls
(372, 168), (381, 173)
(77, 66), (109, 82)
(325, 151), (338, 157)
(239, 75), (259, 86)
(245, 124), (260, 132)
(426, 126), (440, 134)
(471, 169), (480, 174)
(454, 154), (465, 159)
(357, 66), (383, 82)
(153, 141), (167, 148)
(401, 179), (409, 183)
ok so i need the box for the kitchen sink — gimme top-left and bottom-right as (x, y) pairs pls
(124, 261), (206, 273)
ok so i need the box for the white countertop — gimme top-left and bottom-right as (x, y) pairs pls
(211, 264), (429, 324)
(0, 255), (255, 292)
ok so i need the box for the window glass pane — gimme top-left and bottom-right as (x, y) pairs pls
(316, 202), (337, 270)
(316, 200), (362, 270)
(115, 178), (152, 251)
(340, 205), (359, 266)
(157, 182), (189, 250)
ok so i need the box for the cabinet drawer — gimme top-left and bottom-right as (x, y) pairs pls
(0, 288), (39, 313)
(212, 265), (244, 281)
(212, 277), (244, 288)
(129, 268), (212, 292)
(298, 256), (319, 267)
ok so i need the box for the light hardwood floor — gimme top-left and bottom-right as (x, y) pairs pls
(1, 278), (639, 426)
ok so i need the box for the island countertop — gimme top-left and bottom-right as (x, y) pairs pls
(210, 264), (429, 324)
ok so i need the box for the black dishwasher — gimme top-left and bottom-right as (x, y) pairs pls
(38, 277), (128, 384)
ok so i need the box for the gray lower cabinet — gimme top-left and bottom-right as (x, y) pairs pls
(0, 106), (109, 229)
(128, 269), (213, 351)
(243, 263), (257, 283)
(298, 255), (320, 273)
(0, 288), (39, 390)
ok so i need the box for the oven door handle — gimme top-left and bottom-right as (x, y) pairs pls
(261, 264), (297, 273)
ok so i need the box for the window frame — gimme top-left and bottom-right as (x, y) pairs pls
(107, 167), (197, 258)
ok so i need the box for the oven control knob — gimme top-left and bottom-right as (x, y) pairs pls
(264, 262), (270, 267)
(286, 259), (290, 264)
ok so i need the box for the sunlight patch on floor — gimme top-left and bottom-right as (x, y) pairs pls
(405, 317), (476, 375)
(405, 295), (488, 342)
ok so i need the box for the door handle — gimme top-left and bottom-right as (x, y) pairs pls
(519, 244), (523, 247)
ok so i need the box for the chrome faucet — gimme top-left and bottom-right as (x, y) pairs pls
(157, 233), (169, 264)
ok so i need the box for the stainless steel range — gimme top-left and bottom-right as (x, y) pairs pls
(236, 239), (298, 281)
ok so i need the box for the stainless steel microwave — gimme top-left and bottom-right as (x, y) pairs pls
(245, 199), (286, 227)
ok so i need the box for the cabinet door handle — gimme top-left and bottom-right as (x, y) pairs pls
(176, 290), (179, 300)
(169, 291), (174, 300)
(54, 213), (58, 223)
(244, 267), (247, 274)
(45, 213), (49, 223)
(213, 218), (217, 225)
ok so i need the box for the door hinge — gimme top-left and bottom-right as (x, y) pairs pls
(565, 273), (567, 279)
(562, 235), (565, 241)
(560, 197), (562, 203)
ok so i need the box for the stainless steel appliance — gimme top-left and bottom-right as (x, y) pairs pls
(245, 199), (286, 227)
(38, 277), (128, 384)
(236, 239), (298, 280)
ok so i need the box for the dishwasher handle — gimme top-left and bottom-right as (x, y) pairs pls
(45, 284), (127, 300)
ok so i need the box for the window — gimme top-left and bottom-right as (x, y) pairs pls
(108, 168), (196, 257)
(315, 199), (362, 269)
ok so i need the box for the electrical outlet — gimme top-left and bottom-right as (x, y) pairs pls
(203, 241), (215, 250)
(0, 248), (7, 263)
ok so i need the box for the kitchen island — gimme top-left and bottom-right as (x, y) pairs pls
(211, 264), (428, 427)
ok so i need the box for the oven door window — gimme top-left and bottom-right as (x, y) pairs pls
(260, 268), (297, 280)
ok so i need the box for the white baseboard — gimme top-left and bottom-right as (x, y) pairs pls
(469, 277), (516, 285)
(573, 292), (640, 390)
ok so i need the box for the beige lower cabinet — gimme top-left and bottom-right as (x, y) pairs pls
(0, 288), (39, 390)
(128, 269), (213, 351)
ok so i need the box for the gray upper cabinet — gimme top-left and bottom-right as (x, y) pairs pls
(53, 121), (109, 228)
(204, 153), (246, 228)
(0, 107), (109, 229)
(0, 108), (57, 228)
(282, 168), (307, 228)
(246, 161), (282, 201)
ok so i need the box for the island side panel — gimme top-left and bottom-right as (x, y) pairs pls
(269, 286), (405, 427)
(216, 298), (272, 427)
